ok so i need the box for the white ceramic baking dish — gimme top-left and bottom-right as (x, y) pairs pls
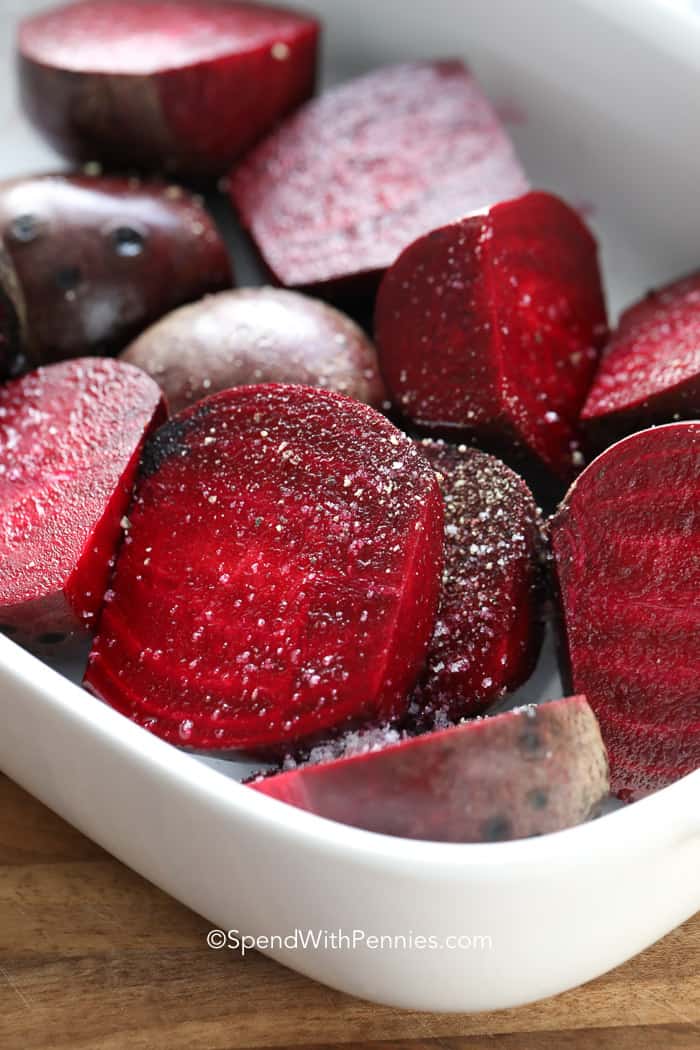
(0, 0), (699, 1013)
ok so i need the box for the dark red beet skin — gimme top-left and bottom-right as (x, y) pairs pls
(410, 440), (543, 724)
(84, 385), (444, 750)
(18, 1), (319, 178)
(582, 269), (700, 448)
(0, 245), (28, 380)
(0, 173), (231, 365)
(230, 61), (527, 295)
(375, 192), (608, 479)
(251, 696), (609, 842)
(550, 423), (700, 799)
(0, 359), (165, 646)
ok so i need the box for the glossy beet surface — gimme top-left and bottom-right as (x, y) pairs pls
(84, 385), (444, 750)
(121, 287), (387, 413)
(230, 61), (527, 294)
(251, 696), (609, 842)
(582, 269), (700, 447)
(0, 174), (232, 364)
(375, 192), (608, 479)
(410, 440), (543, 724)
(19, 1), (319, 177)
(0, 245), (27, 379)
(0, 359), (166, 646)
(550, 423), (700, 799)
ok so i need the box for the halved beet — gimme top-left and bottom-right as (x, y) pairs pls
(84, 385), (444, 750)
(0, 245), (28, 380)
(581, 269), (700, 448)
(410, 440), (543, 725)
(375, 192), (608, 480)
(230, 61), (527, 295)
(250, 696), (609, 842)
(18, 1), (319, 178)
(0, 359), (165, 646)
(550, 423), (700, 799)
(0, 173), (231, 365)
(121, 287), (387, 413)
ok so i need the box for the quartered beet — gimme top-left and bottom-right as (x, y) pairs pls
(18, 0), (319, 178)
(250, 696), (609, 842)
(84, 385), (444, 750)
(0, 174), (231, 365)
(0, 359), (165, 646)
(121, 287), (386, 414)
(550, 423), (700, 799)
(375, 192), (608, 479)
(409, 440), (543, 725)
(582, 270), (700, 448)
(230, 61), (527, 295)
(0, 245), (28, 379)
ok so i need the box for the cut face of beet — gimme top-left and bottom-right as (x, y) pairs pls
(84, 385), (444, 750)
(18, 1), (319, 177)
(581, 269), (700, 448)
(375, 191), (608, 479)
(550, 423), (700, 798)
(250, 696), (609, 842)
(0, 245), (28, 380)
(230, 61), (527, 295)
(0, 359), (165, 646)
(121, 287), (387, 414)
(0, 173), (232, 364)
(409, 440), (543, 725)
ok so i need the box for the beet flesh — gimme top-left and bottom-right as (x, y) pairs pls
(0, 245), (28, 379)
(375, 192), (608, 480)
(582, 269), (700, 448)
(410, 440), (543, 724)
(251, 696), (609, 842)
(84, 384), (444, 750)
(230, 61), (527, 295)
(18, 1), (319, 178)
(0, 359), (166, 646)
(550, 423), (700, 798)
(121, 287), (387, 413)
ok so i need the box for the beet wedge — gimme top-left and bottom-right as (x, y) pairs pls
(121, 287), (387, 413)
(84, 385), (444, 750)
(550, 423), (700, 799)
(582, 269), (700, 448)
(0, 244), (28, 380)
(230, 61), (527, 296)
(375, 192), (608, 479)
(0, 359), (165, 647)
(18, 0), (319, 178)
(0, 173), (232, 364)
(410, 440), (543, 725)
(250, 696), (609, 842)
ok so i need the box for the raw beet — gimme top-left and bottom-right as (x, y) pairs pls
(581, 269), (700, 448)
(121, 287), (387, 413)
(550, 423), (700, 799)
(409, 440), (543, 725)
(0, 245), (28, 379)
(84, 384), (444, 750)
(0, 359), (165, 646)
(0, 173), (231, 365)
(250, 696), (609, 842)
(18, 0), (319, 178)
(230, 61), (527, 295)
(375, 191), (608, 479)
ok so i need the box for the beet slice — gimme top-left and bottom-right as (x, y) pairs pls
(121, 287), (387, 413)
(409, 440), (543, 725)
(250, 696), (609, 842)
(0, 245), (28, 380)
(0, 359), (165, 646)
(229, 61), (527, 295)
(581, 269), (700, 448)
(550, 423), (700, 799)
(18, 1), (319, 178)
(0, 173), (231, 365)
(84, 385), (444, 750)
(375, 191), (608, 480)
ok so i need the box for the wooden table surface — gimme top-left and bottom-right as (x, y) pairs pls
(0, 773), (697, 1050)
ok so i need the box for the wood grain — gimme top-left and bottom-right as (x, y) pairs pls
(0, 774), (697, 1050)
